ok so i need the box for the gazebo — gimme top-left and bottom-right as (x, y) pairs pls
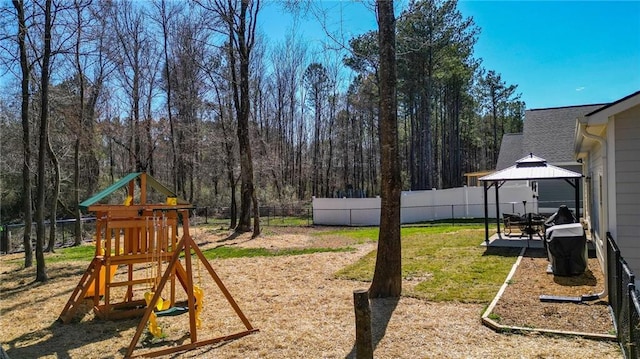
(479, 154), (583, 242)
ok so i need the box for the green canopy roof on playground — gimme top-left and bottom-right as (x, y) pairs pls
(79, 172), (189, 210)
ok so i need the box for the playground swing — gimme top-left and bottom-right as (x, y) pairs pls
(142, 214), (205, 339)
(142, 214), (169, 339)
(145, 214), (171, 311)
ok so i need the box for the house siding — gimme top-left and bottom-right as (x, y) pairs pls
(615, 105), (640, 275)
(582, 139), (605, 271)
(588, 148), (604, 236)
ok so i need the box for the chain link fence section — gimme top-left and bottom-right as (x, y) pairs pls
(191, 206), (312, 227)
(607, 232), (640, 358)
(1, 218), (97, 254)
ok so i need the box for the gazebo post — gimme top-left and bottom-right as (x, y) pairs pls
(575, 178), (580, 220)
(483, 181), (489, 242)
(494, 181), (501, 235)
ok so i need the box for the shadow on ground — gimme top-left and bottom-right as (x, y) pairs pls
(481, 246), (522, 258)
(5, 317), (139, 359)
(553, 269), (598, 287)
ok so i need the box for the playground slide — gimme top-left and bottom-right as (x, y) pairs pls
(85, 265), (118, 297)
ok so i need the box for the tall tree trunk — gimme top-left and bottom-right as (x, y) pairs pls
(108, 137), (115, 182)
(145, 87), (154, 176)
(229, 175), (238, 229)
(35, 0), (53, 282)
(46, 130), (60, 253)
(84, 63), (102, 197)
(229, 0), (260, 236)
(369, 0), (401, 298)
(73, 138), (82, 246)
(13, 0), (33, 268)
(159, 0), (179, 193)
(491, 91), (498, 166)
(342, 98), (350, 191)
(324, 94), (336, 197)
(251, 191), (260, 238)
(215, 84), (238, 229)
(296, 102), (305, 199)
(73, 0), (84, 246)
(312, 90), (321, 197)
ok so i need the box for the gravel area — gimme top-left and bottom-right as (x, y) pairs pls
(490, 248), (614, 336)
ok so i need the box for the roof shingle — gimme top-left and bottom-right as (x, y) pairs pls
(521, 104), (606, 163)
(496, 133), (523, 170)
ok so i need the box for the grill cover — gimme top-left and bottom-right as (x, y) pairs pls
(545, 223), (587, 276)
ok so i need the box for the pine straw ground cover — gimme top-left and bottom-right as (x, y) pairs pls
(489, 248), (614, 335)
(0, 226), (620, 358)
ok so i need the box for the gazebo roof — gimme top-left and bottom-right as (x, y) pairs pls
(480, 154), (582, 182)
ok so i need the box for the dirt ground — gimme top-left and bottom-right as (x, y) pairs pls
(0, 226), (621, 358)
(491, 248), (613, 335)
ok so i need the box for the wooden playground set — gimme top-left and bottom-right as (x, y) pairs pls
(58, 173), (257, 358)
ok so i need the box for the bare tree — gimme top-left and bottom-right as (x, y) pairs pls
(34, 0), (54, 282)
(197, 0), (261, 236)
(303, 62), (329, 197)
(70, 0), (85, 247)
(167, 16), (206, 202)
(107, 0), (158, 174)
(153, 0), (179, 192)
(56, 0), (110, 246)
(44, 123), (60, 253)
(266, 31), (308, 201)
(11, 0), (33, 268)
(369, 0), (401, 298)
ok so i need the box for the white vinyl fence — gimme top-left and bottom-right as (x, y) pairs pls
(312, 185), (535, 226)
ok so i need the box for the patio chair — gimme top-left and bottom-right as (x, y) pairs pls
(502, 213), (523, 236)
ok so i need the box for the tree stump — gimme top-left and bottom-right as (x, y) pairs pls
(353, 289), (373, 359)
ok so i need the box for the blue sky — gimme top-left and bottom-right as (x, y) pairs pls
(261, 0), (640, 110)
(3, 1), (637, 110)
(457, 0), (640, 109)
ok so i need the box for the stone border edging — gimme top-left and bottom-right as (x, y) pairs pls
(481, 247), (617, 342)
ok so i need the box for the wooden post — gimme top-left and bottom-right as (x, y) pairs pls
(140, 173), (147, 204)
(353, 289), (373, 359)
(628, 283), (637, 359)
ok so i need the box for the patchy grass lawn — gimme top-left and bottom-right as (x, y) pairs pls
(27, 240), (352, 263)
(200, 246), (353, 259)
(334, 226), (521, 302)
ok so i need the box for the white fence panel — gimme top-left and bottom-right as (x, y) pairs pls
(312, 185), (534, 226)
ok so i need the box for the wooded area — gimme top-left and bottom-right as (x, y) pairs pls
(0, 0), (524, 265)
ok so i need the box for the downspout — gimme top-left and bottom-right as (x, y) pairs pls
(578, 122), (608, 300)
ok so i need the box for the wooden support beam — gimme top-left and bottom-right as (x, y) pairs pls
(127, 330), (258, 358)
(140, 173), (147, 204)
(125, 235), (187, 357)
